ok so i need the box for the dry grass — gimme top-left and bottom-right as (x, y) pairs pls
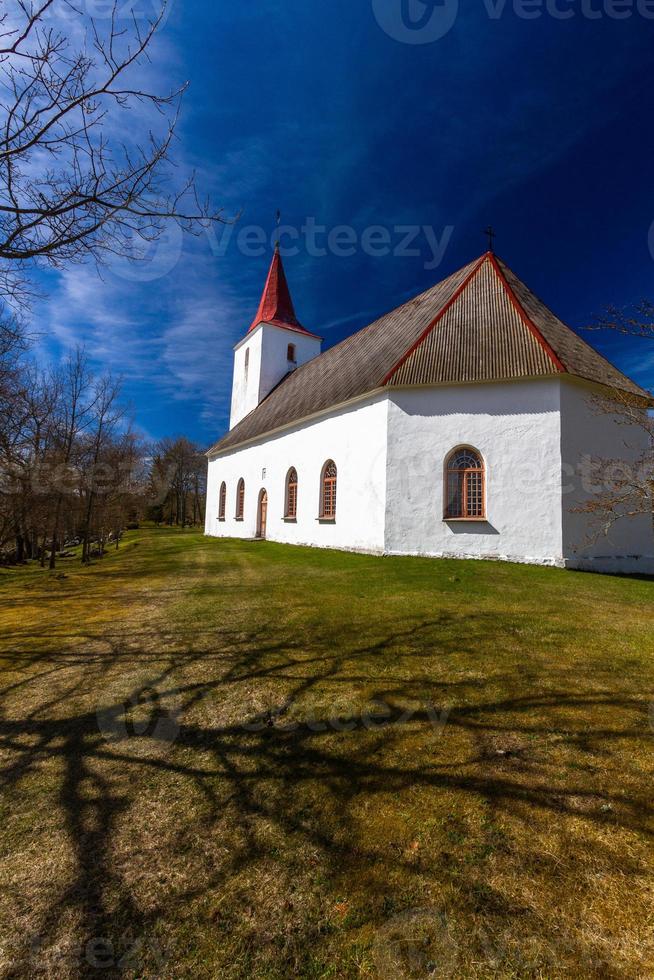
(0, 527), (653, 978)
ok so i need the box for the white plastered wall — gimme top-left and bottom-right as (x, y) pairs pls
(559, 378), (654, 573)
(206, 394), (388, 554)
(230, 327), (263, 429)
(384, 380), (565, 565)
(230, 324), (321, 429)
(209, 375), (653, 574)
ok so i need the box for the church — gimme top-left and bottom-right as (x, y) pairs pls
(205, 247), (654, 574)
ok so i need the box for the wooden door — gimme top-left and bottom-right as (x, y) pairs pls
(257, 490), (268, 539)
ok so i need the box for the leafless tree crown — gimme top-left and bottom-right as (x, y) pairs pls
(0, 0), (223, 307)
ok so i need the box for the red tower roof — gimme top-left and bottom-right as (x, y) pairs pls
(248, 246), (319, 337)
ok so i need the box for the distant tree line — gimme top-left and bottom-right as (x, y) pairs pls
(0, 1), (219, 567)
(148, 438), (207, 528)
(0, 321), (206, 568)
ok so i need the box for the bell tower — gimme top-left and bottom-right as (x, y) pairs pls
(230, 245), (322, 429)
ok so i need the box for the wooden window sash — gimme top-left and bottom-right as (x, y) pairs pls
(321, 469), (337, 519)
(445, 459), (485, 519)
(286, 470), (298, 518)
(236, 480), (245, 519)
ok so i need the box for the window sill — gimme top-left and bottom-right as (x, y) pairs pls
(217, 518), (225, 522)
(234, 517), (244, 522)
(282, 517), (297, 523)
(444, 517), (488, 522)
(317, 517), (336, 524)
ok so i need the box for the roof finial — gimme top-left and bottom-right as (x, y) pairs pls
(275, 209), (281, 251)
(484, 225), (496, 253)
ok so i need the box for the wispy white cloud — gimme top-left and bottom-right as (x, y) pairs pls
(619, 348), (654, 384)
(35, 227), (247, 438)
(37, 264), (158, 373)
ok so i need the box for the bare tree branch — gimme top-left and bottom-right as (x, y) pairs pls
(571, 389), (654, 537)
(586, 301), (654, 340)
(0, 0), (224, 308)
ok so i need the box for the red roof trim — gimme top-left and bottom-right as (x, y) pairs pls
(250, 319), (323, 341)
(381, 253), (488, 386)
(488, 252), (565, 373)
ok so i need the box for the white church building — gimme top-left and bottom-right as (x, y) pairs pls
(205, 247), (654, 573)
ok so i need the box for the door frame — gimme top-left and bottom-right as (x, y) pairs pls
(256, 488), (268, 539)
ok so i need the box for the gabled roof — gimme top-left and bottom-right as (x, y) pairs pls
(247, 244), (319, 338)
(210, 252), (650, 456)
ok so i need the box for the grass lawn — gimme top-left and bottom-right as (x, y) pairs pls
(1, 527), (653, 978)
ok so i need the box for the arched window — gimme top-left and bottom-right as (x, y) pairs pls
(320, 460), (337, 519)
(445, 448), (485, 519)
(285, 467), (298, 519)
(244, 348), (249, 382)
(218, 481), (226, 521)
(235, 478), (245, 520)
(287, 343), (296, 363)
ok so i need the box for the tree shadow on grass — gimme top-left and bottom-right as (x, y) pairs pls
(0, 616), (653, 976)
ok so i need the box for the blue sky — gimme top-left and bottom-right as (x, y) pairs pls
(35, 0), (654, 445)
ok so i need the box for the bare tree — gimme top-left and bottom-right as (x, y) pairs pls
(578, 303), (654, 534)
(1, 324), (205, 566)
(0, 310), (31, 555)
(104, 430), (149, 544)
(148, 436), (205, 527)
(0, 3), (217, 563)
(47, 348), (92, 567)
(0, 0), (223, 307)
(77, 372), (123, 563)
(572, 389), (653, 536)
(0, 307), (26, 401)
(0, 360), (59, 561)
(588, 301), (654, 341)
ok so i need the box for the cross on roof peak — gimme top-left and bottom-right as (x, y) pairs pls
(484, 226), (496, 253)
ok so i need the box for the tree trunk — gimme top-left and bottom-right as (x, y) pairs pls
(49, 495), (62, 569)
(81, 490), (96, 564)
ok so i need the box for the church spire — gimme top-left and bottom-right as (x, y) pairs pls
(248, 246), (307, 334)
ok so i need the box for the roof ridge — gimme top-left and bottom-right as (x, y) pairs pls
(381, 253), (488, 386)
(495, 256), (652, 396)
(488, 253), (565, 373)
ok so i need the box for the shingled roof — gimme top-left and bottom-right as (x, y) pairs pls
(209, 252), (650, 456)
